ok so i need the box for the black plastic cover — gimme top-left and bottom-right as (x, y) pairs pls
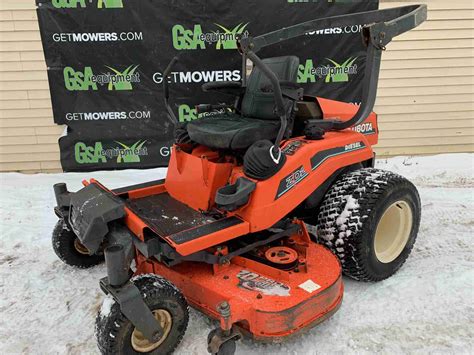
(69, 183), (126, 253)
(243, 139), (286, 180)
(215, 178), (256, 211)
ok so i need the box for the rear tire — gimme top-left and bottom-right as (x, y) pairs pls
(52, 219), (104, 268)
(95, 274), (189, 355)
(316, 168), (421, 281)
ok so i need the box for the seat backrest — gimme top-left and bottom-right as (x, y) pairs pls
(241, 56), (300, 120)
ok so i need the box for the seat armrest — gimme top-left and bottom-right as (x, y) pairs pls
(201, 81), (244, 96)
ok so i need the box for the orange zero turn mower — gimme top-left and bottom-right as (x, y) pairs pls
(52, 5), (427, 355)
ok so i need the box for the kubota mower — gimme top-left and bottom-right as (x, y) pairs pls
(52, 5), (427, 355)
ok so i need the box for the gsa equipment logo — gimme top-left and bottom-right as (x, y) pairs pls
(324, 57), (358, 83)
(52, 0), (124, 9)
(178, 104), (228, 122)
(75, 140), (148, 164)
(297, 57), (358, 84)
(63, 65), (140, 91)
(172, 23), (249, 50)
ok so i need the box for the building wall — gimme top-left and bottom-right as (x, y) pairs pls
(0, 0), (472, 173)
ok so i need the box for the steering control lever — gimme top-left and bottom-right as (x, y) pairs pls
(162, 56), (179, 124)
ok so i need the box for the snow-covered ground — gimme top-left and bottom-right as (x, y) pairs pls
(0, 153), (473, 354)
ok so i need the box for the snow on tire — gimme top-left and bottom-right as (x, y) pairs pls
(52, 219), (104, 268)
(316, 168), (421, 282)
(95, 274), (189, 355)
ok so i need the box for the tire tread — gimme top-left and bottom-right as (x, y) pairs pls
(96, 274), (189, 355)
(51, 219), (103, 268)
(316, 168), (420, 282)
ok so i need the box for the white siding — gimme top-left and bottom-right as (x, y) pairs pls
(376, 0), (474, 156)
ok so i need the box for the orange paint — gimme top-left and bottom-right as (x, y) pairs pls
(135, 223), (342, 339)
(86, 97), (377, 338)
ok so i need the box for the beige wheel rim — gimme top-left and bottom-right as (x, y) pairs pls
(131, 309), (172, 353)
(74, 238), (90, 255)
(374, 200), (413, 264)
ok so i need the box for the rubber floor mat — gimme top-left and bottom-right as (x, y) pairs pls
(126, 192), (215, 236)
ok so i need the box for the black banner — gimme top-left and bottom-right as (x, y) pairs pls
(36, 0), (378, 171)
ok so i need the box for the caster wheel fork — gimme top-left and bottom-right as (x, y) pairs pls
(207, 328), (241, 355)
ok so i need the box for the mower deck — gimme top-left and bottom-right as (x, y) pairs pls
(135, 240), (343, 340)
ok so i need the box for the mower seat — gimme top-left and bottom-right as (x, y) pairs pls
(186, 56), (300, 150)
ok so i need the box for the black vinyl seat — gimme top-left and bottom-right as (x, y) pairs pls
(186, 113), (280, 150)
(186, 56), (300, 150)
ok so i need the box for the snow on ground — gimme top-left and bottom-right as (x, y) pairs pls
(0, 153), (473, 354)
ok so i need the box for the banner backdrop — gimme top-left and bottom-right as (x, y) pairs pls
(36, 0), (378, 172)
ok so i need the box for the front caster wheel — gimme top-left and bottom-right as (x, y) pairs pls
(52, 219), (104, 268)
(96, 274), (189, 355)
(207, 328), (238, 355)
(215, 341), (236, 355)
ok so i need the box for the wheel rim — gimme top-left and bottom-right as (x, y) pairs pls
(374, 200), (413, 264)
(131, 309), (172, 353)
(73, 238), (90, 255)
